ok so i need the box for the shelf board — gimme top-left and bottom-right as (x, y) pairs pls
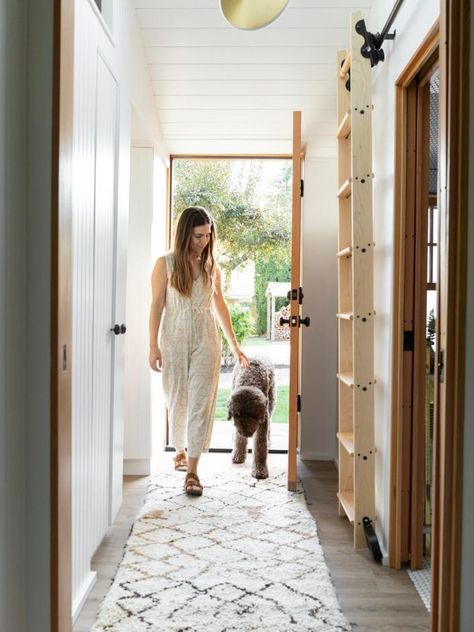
(336, 111), (351, 139)
(337, 178), (352, 199)
(337, 372), (354, 388)
(337, 312), (353, 320)
(337, 491), (355, 523)
(337, 431), (354, 455)
(336, 246), (352, 258)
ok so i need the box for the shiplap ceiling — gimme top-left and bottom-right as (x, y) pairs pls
(135, 0), (373, 156)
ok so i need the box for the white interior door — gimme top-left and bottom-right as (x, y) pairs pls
(92, 54), (119, 537)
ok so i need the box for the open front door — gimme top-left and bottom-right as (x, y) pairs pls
(288, 111), (306, 491)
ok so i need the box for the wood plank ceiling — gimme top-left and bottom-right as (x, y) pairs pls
(134, 0), (373, 156)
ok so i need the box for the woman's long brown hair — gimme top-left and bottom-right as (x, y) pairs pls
(171, 206), (217, 297)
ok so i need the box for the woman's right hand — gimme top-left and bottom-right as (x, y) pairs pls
(149, 345), (163, 372)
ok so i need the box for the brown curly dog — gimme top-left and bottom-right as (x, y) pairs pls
(227, 357), (276, 479)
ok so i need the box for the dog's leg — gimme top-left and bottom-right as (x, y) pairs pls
(252, 420), (269, 479)
(232, 431), (248, 464)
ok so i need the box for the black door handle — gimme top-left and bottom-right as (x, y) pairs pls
(280, 317), (290, 326)
(299, 316), (310, 327)
(110, 324), (127, 335)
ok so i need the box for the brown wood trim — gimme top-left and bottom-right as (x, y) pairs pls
(288, 111), (302, 491)
(411, 80), (431, 570)
(51, 0), (74, 630)
(396, 20), (440, 87)
(389, 23), (440, 570)
(389, 82), (406, 569)
(432, 0), (469, 629)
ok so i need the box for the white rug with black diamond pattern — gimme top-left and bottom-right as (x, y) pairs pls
(92, 470), (351, 632)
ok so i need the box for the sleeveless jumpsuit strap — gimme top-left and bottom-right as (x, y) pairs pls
(164, 252), (173, 280)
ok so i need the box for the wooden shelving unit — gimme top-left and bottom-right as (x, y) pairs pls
(336, 11), (376, 549)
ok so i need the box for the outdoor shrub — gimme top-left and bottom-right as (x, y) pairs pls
(221, 303), (254, 366)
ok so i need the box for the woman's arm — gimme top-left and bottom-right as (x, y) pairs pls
(148, 256), (167, 372)
(212, 267), (250, 367)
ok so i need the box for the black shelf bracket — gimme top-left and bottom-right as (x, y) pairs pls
(354, 0), (404, 68)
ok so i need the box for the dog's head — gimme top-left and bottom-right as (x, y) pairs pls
(227, 386), (267, 438)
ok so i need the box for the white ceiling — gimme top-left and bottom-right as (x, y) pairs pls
(134, 0), (373, 156)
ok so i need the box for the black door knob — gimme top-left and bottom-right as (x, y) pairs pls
(110, 324), (121, 335)
(299, 316), (310, 327)
(280, 317), (290, 326)
(120, 324), (127, 334)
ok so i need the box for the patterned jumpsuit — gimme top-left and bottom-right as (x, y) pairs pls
(159, 252), (222, 458)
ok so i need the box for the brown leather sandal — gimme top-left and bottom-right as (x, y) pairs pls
(184, 472), (203, 496)
(173, 451), (187, 472)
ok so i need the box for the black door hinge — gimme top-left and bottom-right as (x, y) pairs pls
(403, 330), (414, 352)
(297, 394), (302, 413)
(300, 179), (304, 197)
(438, 348), (445, 383)
(287, 287), (305, 304)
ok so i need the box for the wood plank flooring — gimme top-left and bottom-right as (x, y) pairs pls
(74, 454), (429, 631)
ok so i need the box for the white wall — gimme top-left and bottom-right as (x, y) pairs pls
(26, 4), (55, 626)
(123, 142), (168, 475)
(460, 5), (474, 627)
(1, 1), (54, 629)
(124, 146), (155, 473)
(0, 2), (28, 629)
(300, 157), (339, 461)
(369, 0), (439, 551)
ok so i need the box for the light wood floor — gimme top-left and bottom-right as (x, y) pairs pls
(74, 454), (429, 632)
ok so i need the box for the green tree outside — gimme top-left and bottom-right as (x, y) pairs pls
(172, 159), (291, 336)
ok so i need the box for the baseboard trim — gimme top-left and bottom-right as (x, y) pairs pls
(123, 458), (152, 475)
(300, 452), (336, 462)
(72, 570), (97, 624)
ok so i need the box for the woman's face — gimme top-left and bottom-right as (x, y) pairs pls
(189, 223), (211, 258)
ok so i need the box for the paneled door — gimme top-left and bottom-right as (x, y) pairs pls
(92, 54), (119, 537)
(287, 112), (306, 491)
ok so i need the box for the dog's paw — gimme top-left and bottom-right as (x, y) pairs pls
(232, 451), (246, 464)
(251, 465), (269, 479)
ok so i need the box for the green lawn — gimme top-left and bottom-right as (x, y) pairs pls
(215, 385), (289, 423)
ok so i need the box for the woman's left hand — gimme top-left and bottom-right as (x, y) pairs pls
(231, 342), (250, 368)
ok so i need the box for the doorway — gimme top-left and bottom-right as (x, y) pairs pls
(166, 157), (293, 453)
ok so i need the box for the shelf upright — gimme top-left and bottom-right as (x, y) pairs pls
(336, 11), (376, 549)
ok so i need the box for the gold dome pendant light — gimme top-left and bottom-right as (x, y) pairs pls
(220, 0), (290, 30)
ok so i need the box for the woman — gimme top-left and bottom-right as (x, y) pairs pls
(149, 206), (250, 496)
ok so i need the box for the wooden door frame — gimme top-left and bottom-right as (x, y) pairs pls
(392, 50), (439, 571)
(167, 152), (300, 477)
(52, 0), (74, 630)
(390, 0), (469, 627)
(390, 21), (439, 571)
(431, 0), (469, 629)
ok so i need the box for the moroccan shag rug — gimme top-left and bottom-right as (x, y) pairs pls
(92, 470), (351, 632)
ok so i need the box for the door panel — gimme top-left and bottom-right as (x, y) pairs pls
(92, 54), (118, 539)
(288, 111), (303, 491)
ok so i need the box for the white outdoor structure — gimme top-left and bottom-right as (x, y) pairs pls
(266, 282), (290, 341)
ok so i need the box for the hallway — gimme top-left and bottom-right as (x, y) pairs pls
(74, 454), (428, 631)
(1, 0), (473, 630)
